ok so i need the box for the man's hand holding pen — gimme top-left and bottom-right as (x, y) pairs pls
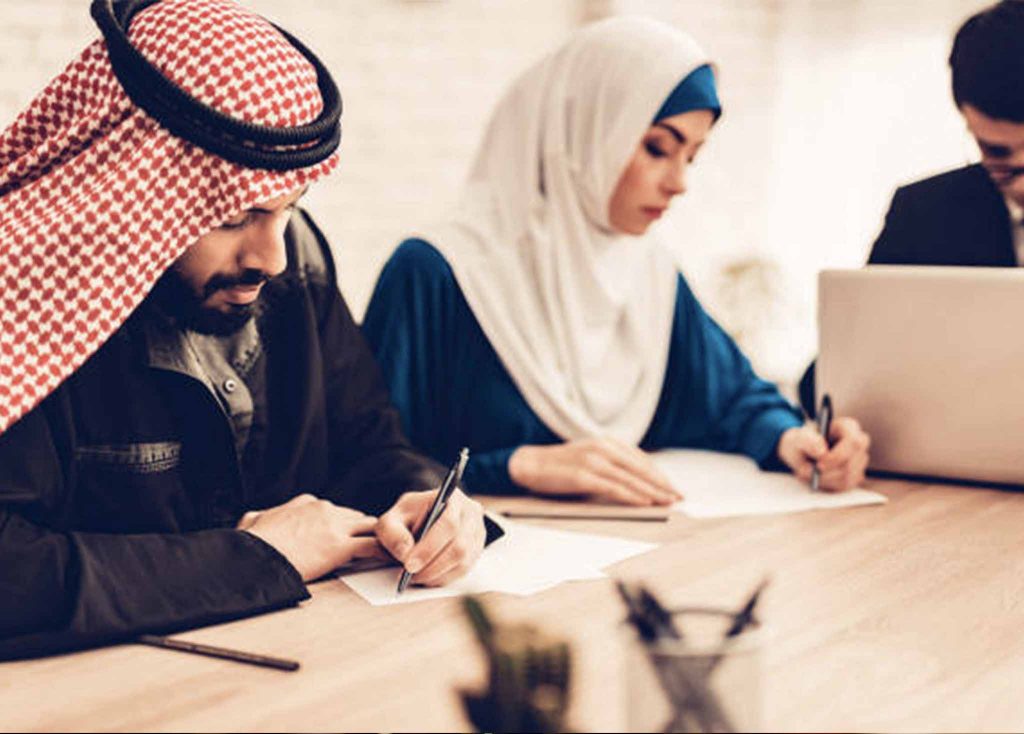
(237, 487), (485, 586)
(377, 487), (486, 588)
(776, 417), (871, 492)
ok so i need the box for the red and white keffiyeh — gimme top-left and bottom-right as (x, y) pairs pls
(0, 0), (339, 435)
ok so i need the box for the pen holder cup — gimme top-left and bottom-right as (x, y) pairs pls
(621, 608), (762, 734)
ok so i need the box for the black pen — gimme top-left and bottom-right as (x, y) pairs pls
(500, 511), (668, 523)
(725, 577), (769, 637)
(637, 585), (683, 640)
(396, 447), (469, 595)
(810, 393), (833, 492)
(137, 634), (299, 671)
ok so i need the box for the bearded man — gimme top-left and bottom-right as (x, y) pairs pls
(0, 0), (491, 659)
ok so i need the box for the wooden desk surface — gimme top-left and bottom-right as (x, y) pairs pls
(3, 478), (1024, 732)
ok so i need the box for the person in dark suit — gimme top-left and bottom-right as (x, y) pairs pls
(800, 0), (1024, 415)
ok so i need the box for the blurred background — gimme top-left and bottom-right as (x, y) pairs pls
(0, 0), (991, 396)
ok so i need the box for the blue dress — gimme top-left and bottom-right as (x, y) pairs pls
(362, 239), (804, 495)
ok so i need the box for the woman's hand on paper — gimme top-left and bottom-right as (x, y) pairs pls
(375, 488), (486, 587)
(238, 494), (385, 581)
(777, 418), (871, 492)
(508, 438), (682, 506)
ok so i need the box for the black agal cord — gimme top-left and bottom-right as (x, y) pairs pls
(91, 0), (341, 171)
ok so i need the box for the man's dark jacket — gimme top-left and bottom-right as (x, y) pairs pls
(799, 164), (1016, 414)
(0, 211), (447, 659)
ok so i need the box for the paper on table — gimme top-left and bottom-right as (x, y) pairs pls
(653, 449), (887, 518)
(339, 517), (656, 606)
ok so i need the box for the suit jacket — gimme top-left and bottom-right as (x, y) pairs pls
(799, 164), (1015, 415)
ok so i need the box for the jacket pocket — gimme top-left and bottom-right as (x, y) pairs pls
(75, 442), (182, 474)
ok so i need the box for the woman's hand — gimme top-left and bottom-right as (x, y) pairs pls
(777, 417), (871, 492)
(508, 438), (682, 506)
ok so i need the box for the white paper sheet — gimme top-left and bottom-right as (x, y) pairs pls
(339, 518), (656, 606)
(653, 449), (887, 518)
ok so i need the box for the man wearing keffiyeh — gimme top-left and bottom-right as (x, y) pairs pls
(0, 0), (489, 659)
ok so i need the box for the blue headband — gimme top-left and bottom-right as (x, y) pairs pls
(653, 64), (721, 123)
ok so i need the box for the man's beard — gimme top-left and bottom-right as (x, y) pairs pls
(147, 266), (269, 336)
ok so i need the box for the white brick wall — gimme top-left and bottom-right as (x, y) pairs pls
(240, 1), (580, 317)
(0, 0), (580, 318)
(590, 0), (989, 387)
(0, 0), (994, 391)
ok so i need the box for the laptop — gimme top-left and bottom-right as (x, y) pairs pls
(817, 265), (1024, 486)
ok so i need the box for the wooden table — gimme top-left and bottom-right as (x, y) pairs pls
(3, 478), (1024, 732)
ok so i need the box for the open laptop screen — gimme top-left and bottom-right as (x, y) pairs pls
(818, 265), (1024, 486)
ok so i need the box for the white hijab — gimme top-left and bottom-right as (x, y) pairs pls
(423, 17), (713, 443)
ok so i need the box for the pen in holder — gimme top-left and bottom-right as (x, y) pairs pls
(617, 580), (767, 734)
(459, 596), (573, 734)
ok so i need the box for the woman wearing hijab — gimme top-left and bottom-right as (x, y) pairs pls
(363, 16), (870, 505)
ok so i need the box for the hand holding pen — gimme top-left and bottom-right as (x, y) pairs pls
(776, 394), (871, 492)
(374, 448), (486, 593)
(810, 394), (833, 491)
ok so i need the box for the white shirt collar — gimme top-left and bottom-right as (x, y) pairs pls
(1003, 196), (1024, 266)
(1005, 195), (1024, 226)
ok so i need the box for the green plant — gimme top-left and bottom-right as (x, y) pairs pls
(460, 596), (573, 733)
